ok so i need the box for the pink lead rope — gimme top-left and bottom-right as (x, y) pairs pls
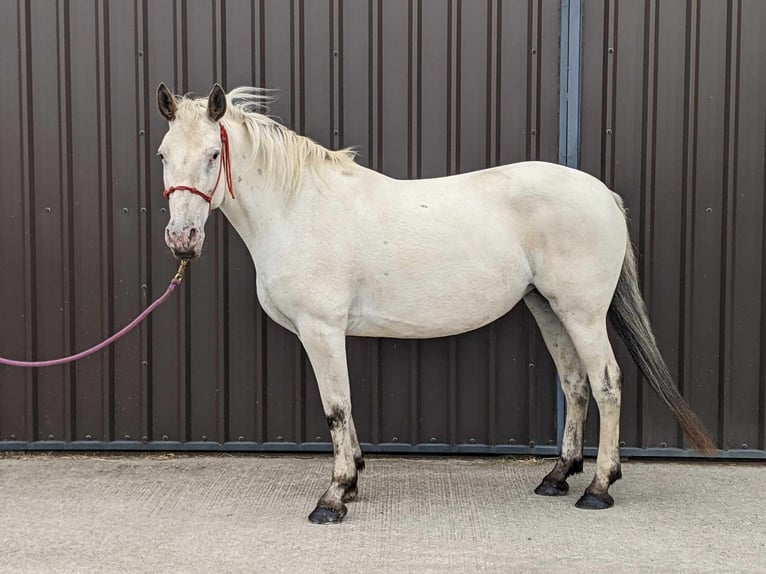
(0, 259), (188, 368)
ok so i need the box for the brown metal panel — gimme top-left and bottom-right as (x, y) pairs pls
(107, 0), (144, 442)
(146, 0), (185, 444)
(262, 0), (301, 444)
(687, 0), (728, 445)
(538, 0), (560, 163)
(302, 0), (338, 445)
(581, 0), (766, 454)
(28, 0), (68, 441)
(608, 0), (646, 451)
(455, 0), (491, 445)
(725, 0), (765, 450)
(69, 0), (108, 441)
(340, 0), (376, 445)
(224, 0), (263, 444)
(640, 0), (685, 449)
(0, 0), (29, 442)
(418, 0), (449, 178)
(183, 0), (225, 444)
(528, 0), (560, 445)
(416, 0), (451, 446)
(377, 0), (416, 445)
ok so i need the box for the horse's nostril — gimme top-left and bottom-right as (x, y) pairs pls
(189, 227), (198, 241)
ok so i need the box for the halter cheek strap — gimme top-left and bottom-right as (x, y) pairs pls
(163, 124), (235, 205)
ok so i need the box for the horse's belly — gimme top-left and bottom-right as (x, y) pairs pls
(346, 273), (529, 338)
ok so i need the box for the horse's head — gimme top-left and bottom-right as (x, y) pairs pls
(156, 83), (229, 259)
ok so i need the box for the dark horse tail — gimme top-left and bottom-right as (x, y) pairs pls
(608, 213), (717, 454)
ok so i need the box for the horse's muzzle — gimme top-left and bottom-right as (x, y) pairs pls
(170, 249), (200, 260)
(166, 224), (204, 259)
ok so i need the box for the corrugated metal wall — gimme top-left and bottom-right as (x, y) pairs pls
(0, 0), (561, 452)
(1, 0), (764, 457)
(580, 0), (766, 455)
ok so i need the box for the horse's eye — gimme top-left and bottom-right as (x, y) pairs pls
(211, 151), (220, 161)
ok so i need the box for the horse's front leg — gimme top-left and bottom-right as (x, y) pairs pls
(298, 322), (359, 524)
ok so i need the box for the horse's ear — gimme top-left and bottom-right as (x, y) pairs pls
(157, 83), (177, 121)
(207, 83), (227, 122)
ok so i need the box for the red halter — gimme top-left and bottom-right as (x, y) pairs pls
(162, 124), (235, 205)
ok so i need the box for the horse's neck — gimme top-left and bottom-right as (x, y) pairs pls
(218, 155), (319, 266)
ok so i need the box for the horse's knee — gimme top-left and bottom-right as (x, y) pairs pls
(325, 407), (348, 431)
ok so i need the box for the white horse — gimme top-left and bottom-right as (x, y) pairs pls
(156, 83), (715, 523)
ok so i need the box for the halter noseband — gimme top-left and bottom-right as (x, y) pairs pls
(162, 124), (235, 205)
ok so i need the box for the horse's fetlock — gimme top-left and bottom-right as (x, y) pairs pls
(566, 456), (584, 477)
(608, 464), (622, 485)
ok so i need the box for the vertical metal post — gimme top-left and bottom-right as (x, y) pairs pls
(556, 0), (582, 450)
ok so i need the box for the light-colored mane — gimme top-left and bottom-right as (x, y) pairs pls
(174, 87), (356, 195)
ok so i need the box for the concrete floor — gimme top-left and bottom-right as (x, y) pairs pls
(0, 454), (764, 574)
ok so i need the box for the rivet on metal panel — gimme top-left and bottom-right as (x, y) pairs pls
(430, 437), (437, 443)
(239, 436), (245, 441)
(162, 435), (168, 441)
(277, 435), (284, 441)
(161, 208), (167, 213)
(141, 361), (148, 367)
(333, 50), (339, 57)
(508, 438), (515, 444)
(124, 434), (131, 440)
(469, 438), (476, 444)
(10, 434), (16, 440)
(529, 441), (536, 448)
(606, 128), (613, 135)
(123, 208), (129, 213)
(141, 284), (147, 290)
(530, 128), (536, 135)
(333, 129), (339, 136)
(660, 441), (667, 448)
(742, 443), (748, 449)
(141, 436), (148, 443)
(531, 48), (537, 55)
(392, 436), (399, 442)
(548, 439), (554, 445)
(201, 435), (208, 441)
(45, 207), (51, 213)
(138, 129), (145, 136)
(315, 436), (322, 442)
(608, 47), (614, 54)
(137, 50), (143, 57)
(85, 434), (92, 440)
(705, 207), (712, 213)
(48, 434), (54, 440)
(619, 441), (626, 447)
(528, 363), (535, 369)
(141, 207), (147, 213)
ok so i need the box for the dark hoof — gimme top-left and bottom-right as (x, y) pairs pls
(356, 457), (366, 472)
(575, 492), (614, 510)
(534, 479), (569, 496)
(342, 485), (358, 503)
(308, 505), (347, 524)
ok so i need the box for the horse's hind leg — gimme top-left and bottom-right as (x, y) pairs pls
(524, 292), (589, 496)
(554, 308), (623, 509)
(343, 414), (365, 501)
(297, 322), (359, 524)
